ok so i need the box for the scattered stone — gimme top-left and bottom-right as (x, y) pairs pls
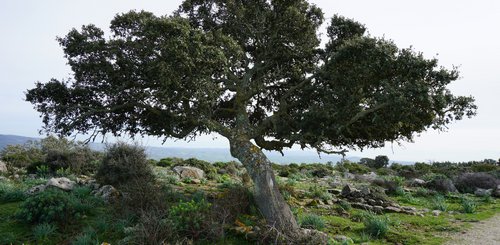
(474, 188), (492, 197)
(409, 178), (427, 187)
(359, 172), (378, 182)
(341, 184), (356, 197)
(372, 205), (384, 213)
(173, 166), (205, 179)
(46, 177), (75, 191)
(191, 179), (201, 184)
(360, 186), (371, 196)
(351, 202), (372, 210)
(432, 210), (442, 216)
(26, 184), (47, 195)
(327, 189), (341, 195)
(384, 206), (402, 213)
(343, 172), (355, 179)
(0, 161), (8, 173)
(333, 235), (354, 244)
(93, 185), (120, 202)
(493, 185), (500, 198)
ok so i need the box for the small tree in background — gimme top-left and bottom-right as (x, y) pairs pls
(26, 0), (476, 238)
(374, 155), (390, 169)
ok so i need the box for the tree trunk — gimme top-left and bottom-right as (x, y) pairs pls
(229, 138), (300, 236)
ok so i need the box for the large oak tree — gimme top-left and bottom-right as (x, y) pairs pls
(27, 0), (476, 238)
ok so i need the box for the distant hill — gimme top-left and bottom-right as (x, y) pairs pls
(0, 134), (412, 164)
(0, 134), (37, 149)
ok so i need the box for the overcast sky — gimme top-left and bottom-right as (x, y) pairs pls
(0, 0), (498, 162)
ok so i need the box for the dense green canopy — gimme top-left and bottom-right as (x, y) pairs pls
(27, 0), (476, 154)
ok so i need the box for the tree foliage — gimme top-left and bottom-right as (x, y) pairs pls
(26, 0), (476, 157)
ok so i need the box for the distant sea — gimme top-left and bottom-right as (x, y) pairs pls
(0, 134), (413, 164)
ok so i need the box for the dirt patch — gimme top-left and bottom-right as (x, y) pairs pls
(445, 215), (500, 245)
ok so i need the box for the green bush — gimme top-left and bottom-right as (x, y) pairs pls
(33, 223), (57, 243)
(0, 141), (43, 168)
(157, 157), (183, 168)
(461, 197), (477, 213)
(431, 195), (448, 211)
(299, 214), (325, 230)
(16, 189), (84, 224)
(96, 143), (154, 186)
(168, 199), (212, 239)
(0, 182), (26, 203)
(338, 200), (352, 211)
(26, 136), (101, 175)
(363, 212), (389, 238)
(336, 161), (370, 174)
(308, 185), (332, 201)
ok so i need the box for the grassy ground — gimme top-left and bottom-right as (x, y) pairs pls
(1, 168), (499, 244)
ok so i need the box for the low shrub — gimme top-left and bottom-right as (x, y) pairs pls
(33, 223), (57, 243)
(16, 189), (86, 225)
(454, 172), (499, 193)
(0, 141), (43, 168)
(308, 185), (332, 201)
(96, 143), (154, 186)
(338, 200), (352, 211)
(461, 197), (477, 213)
(168, 198), (212, 240)
(363, 212), (389, 238)
(299, 214), (325, 230)
(123, 210), (173, 245)
(336, 161), (370, 174)
(26, 137), (101, 175)
(157, 157), (183, 168)
(431, 195), (448, 211)
(0, 182), (26, 203)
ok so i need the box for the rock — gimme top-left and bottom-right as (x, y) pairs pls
(353, 197), (365, 203)
(402, 206), (417, 212)
(341, 184), (355, 197)
(26, 184), (47, 195)
(426, 178), (458, 193)
(351, 202), (373, 210)
(173, 166), (205, 179)
(327, 189), (342, 195)
(493, 185), (500, 198)
(432, 210), (442, 216)
(360, 186), (371, 196)
(191, 179), (201, 184)
(409, 178), (427, 187)
(0, 161), (8, 173)
(344, 172), (355, 179)
(367, 199), (377, 205)
(325, 199), (334, 205)
(307, 199), (320, 207)
(372, 206), (384, 213)
(360, 172), (378, 182)
(329, 176), (343, 188)
(474, 188), (492, 197)
(46, 177), (75, 191)
(0, 176), (7, 181)
(93, 185), (119, 202)
(384, 206), (402, 213)
(333, 235), (354, 244)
